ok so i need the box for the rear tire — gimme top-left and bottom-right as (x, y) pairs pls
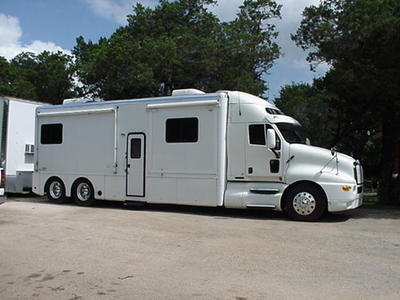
(45, 177), (66, 204)
(284, 184), (326, 221)
(72, 179), (95, 206)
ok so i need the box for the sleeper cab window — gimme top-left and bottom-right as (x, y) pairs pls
(41, 123), (63, 144)
(249, 124), (265, 145)
(166, 117), (198, 143)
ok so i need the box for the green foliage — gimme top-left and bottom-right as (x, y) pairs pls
(293, 0), (400, 72)
(292, 0), (400, 116)
(73, 0), (281, 100)
(274, 83), (334, 148)
(0, 57), (15, 96)
(0, 52), (76, 104)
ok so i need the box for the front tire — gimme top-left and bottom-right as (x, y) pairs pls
(45, 177), (66, 204)
(72, 179), (95, 206)
(284, 184), (327, 221)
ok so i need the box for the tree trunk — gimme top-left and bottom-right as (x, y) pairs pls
(378, 117), (400, 205)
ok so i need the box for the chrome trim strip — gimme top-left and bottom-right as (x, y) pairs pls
(246, 204), (276, 208)
(249, 188), (279, 195)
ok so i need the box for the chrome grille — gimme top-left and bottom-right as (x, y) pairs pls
(354, 160), (363, 185)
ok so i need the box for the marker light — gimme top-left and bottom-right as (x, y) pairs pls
(342, 185), (352, 191)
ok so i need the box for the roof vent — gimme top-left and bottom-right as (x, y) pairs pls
(171, 89), (205, 96)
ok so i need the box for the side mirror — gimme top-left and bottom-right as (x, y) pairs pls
(306, 138), (311, 145)
(266, 129), (276, 149)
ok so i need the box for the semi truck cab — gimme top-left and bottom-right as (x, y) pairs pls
(224, 91), (363, 221)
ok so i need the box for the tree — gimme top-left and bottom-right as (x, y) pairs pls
(73, 0), (281, 100)
(0, 52), (77, 104)
(10, 51), (77, 104)
(217, 0), (281, 93)
(292, 0), (400, 204)
(274, 83), (334, 148)
(0, 57), (15, 96)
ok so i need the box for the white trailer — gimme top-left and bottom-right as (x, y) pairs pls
(0, 97), (43, 195)
(32, 89), (363, 221)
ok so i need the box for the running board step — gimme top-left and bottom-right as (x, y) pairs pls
(249, 188), (279, 195)
(246, 204), (276, 209)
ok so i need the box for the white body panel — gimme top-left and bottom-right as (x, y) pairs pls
(34, 94), (228, 207)
(0, 97), (42, 193)
(33, 90), (362, 214)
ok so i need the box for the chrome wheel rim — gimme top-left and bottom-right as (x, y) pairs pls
(49, 181), (62, 199)
(293, 192), (316, 216)
(77, 183), (91, 201)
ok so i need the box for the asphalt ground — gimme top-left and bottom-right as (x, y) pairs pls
(0, 196), (399, 300)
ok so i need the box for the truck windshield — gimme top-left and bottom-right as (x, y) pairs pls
(276, 123), (307, 144)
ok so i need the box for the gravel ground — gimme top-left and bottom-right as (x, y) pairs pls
(0, 196), (399, 300)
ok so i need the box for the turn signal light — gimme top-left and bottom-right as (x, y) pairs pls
(342, 185), (352, 191)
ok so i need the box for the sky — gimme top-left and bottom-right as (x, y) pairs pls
(0, 0), (327, 98)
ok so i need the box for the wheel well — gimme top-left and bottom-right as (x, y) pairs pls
(71, 177), (94, 196)
(44, 176), (64, 193)
(281, 180), (328, 211)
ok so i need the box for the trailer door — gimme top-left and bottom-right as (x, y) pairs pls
(126, 133), (145, 197)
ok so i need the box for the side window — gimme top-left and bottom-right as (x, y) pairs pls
(130, 138), (141, 159)
(249, 124), (265, 145)
(166, 118), (198, 143)
(41, 124), (63, 144)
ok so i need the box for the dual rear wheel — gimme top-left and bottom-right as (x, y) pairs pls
(46, 177), (66, 204)
(45, 177), (95, 206)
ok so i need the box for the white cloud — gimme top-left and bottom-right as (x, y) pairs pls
(0, 14), (21, 46)
(0, 13), (70, 60)
(207, 0), (242, 22)
(84, 0), (157, 25)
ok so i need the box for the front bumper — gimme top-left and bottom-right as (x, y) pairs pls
(328, 194), (363, 212)
(320, 182), (363, 212)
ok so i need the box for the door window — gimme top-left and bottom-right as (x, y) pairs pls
(248, 124), (281, 150)
(130, 138), (141, 159)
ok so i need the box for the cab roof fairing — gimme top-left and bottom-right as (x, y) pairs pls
(266, 114), (300, 125)
(226, 91), (278, 109)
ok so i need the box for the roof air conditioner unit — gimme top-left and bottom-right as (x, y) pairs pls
(171, 89), (205, 96)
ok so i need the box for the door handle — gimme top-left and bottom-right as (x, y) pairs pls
(127, 164), (131, 168)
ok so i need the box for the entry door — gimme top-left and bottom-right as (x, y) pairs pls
(245, 124), (282, 182)
(127, 133), (145, 197)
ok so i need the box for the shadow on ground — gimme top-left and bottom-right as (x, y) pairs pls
(3, 194), (400, 221)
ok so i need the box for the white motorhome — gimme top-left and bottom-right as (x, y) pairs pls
(0, 97), (43, 195)
(32, 89), (363, 221)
